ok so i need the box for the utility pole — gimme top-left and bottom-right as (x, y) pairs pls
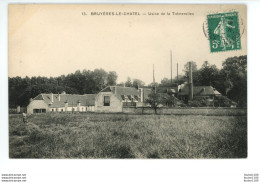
(153, 64), (156, 93)
(188, 62), (193, 100)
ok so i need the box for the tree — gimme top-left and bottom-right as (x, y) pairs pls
(125, 77), (132, 87)
(93, 69), (108, 92)
(146, 91), (163, 114)
(221, 55), (247, 107)
(8, 68), (120, 107)
(147, 82), (159, 88)
(183, 61), (198, 75)
(116, 82), (125, 87)
(197, 61), (220, 86)
(159, 77), (177, 87)
(161, 94), (178, 107)
(132, 78), (145, 89)
(107, 71), (118, 86)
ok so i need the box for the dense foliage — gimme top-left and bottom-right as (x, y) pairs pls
(159, 55), (247, 107)
(9, 69), (118, 107)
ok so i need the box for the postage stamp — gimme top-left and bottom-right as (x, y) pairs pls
(207, 12), (241, 53)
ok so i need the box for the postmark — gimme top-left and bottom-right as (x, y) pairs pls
(207, 12), (241, 53)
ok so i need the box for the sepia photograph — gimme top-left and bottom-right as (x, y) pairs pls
(8, 4), (247, 159)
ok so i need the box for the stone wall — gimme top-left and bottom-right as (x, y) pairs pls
(122, 107), (247, 116)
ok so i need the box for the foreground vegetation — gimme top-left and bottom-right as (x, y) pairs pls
(9, 113), (247, 159)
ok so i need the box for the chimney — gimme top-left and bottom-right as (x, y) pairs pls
(50, 93), (53, 102)
(139, 88), (144, 102)
(77, 100), (81, 112)
(188, 62), (193, 100)
(64, 100), (68, 112)
(112, 86), (116, 94)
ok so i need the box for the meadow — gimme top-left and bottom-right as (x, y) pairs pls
(9, 112), (247, 159)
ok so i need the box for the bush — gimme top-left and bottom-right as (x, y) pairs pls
(214, 96), (234, 107)
(188, 97), (212, 107)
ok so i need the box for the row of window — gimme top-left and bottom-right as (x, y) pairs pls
(103, 96), (137, 106)
(33, 107), (92, 113)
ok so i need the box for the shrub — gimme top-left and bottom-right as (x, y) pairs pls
(188, 97), (211, 107)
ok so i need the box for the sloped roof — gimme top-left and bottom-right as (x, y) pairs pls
(33, 93), (96, 107)
(178, 86), (221, 96)
(101, 86), (139, 101)
(100, 86), (153, 101)
(114, 86), (138, 96)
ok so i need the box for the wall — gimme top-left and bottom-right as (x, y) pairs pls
(27, 100), (49, 115)
(49, 106), (95, 112)
(87, 106), (95, 112)
(95, 92), (123, 112)
(122, 107), (247, 116)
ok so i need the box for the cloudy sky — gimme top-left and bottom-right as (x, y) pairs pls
(9, 4), (247, 84)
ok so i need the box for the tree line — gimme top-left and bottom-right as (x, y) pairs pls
(9, 55), (247, 108)
(9, 69), (118, 107)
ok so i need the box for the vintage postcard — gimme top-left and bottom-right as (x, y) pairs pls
(8, 4), (247, 159)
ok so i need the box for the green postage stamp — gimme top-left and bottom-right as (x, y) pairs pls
(207, 12), (241, 53)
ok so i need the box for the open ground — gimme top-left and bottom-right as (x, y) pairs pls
(9, 112), (247, 159)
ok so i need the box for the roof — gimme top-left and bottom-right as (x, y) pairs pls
(100, 86), (154, 101)
(101, 86), (139, 101)
(32, 93), (96, 107)
(178, 86), (221, 96)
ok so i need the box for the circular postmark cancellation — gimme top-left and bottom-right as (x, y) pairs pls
(203, 11), (245, 53)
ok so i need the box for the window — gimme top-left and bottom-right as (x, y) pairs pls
(33, 109), (46, 113)
(104, 96), (110, 106)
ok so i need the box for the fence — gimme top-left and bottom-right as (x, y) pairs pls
(122, 107), (247, 116)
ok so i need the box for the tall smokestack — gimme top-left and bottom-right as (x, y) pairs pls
(50, 93), (53, 102)
(170, 50), (172, 84)
(188, 62), (193, 100)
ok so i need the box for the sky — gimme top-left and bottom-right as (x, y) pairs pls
(8, 4), (247, 85)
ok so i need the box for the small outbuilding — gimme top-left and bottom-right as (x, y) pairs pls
(178, 86), (222, 102)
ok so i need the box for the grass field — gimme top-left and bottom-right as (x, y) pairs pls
(9, 113), (247, 159)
